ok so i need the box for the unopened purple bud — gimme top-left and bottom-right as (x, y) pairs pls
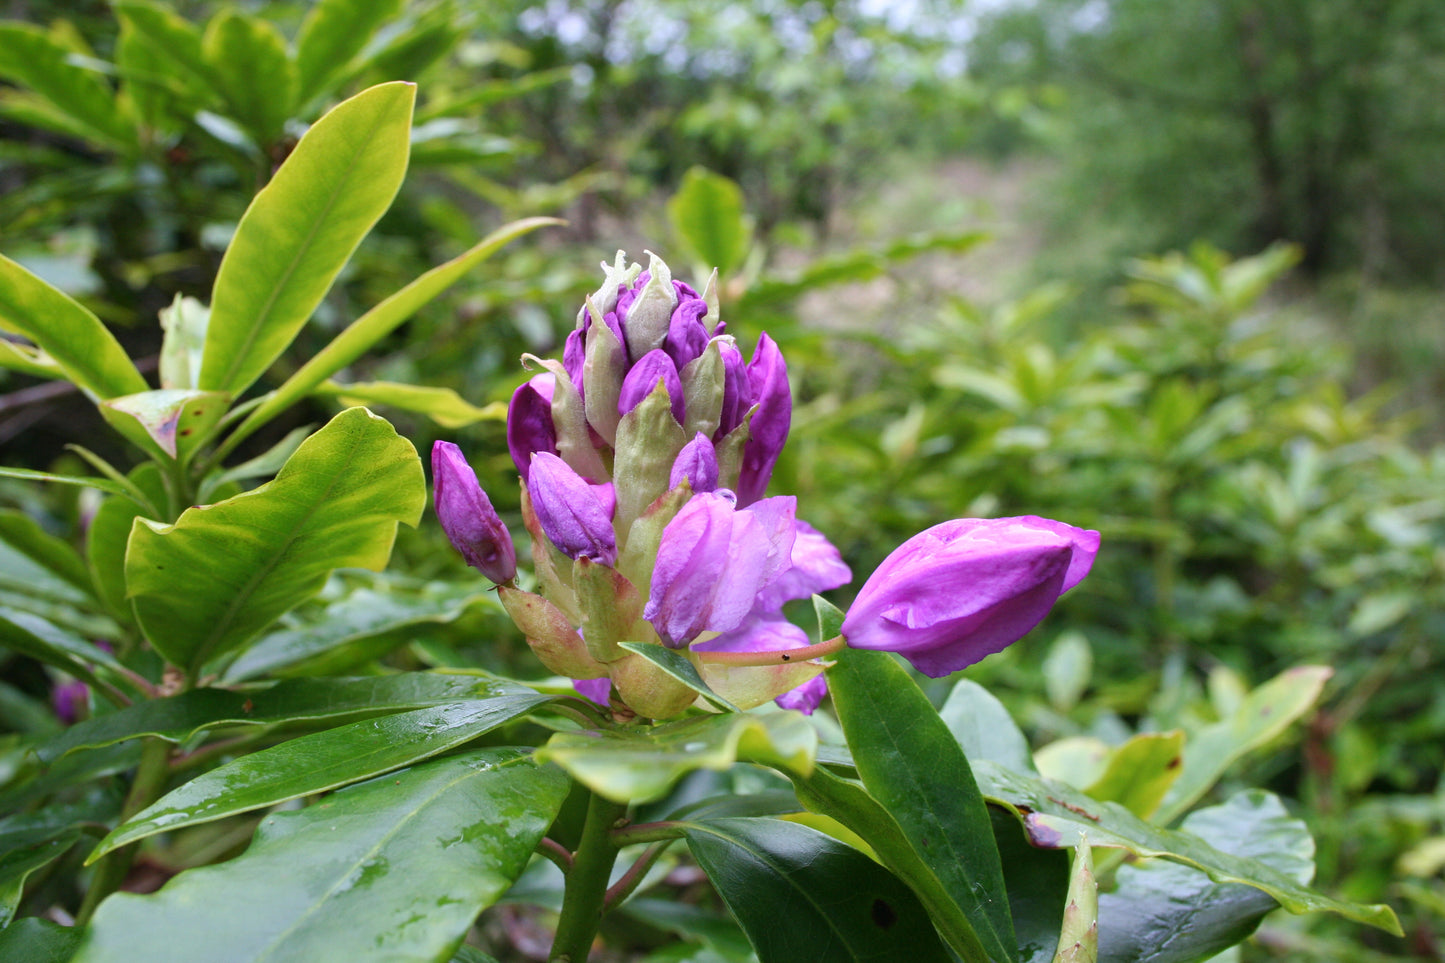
(775, 676), (827, 714)
(736, 334), (791, 506)
(53, 680), (89, 724)
(563, 327), (586, 392)
(432, 442), (517, 584)
(715, 340), (750, 437)
(527, 452), (617, 565)
(663, 297), (711, 371)
(670, 433), (719, 492)
(841, 516), (1100, 678)
(618, 349), (684, 423)
(574, 677), (612, 706)
(507, 374), (558, 481)
(643, 492), (796, 647)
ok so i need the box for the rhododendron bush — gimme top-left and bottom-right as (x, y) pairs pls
(0, 85), (1398, 963)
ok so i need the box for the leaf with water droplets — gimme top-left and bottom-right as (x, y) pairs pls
(73, 749), (568, 963)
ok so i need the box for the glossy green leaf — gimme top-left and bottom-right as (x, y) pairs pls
(199, 10), (295, 146)
(0, 337), (63, 379)
(0, 917), (82, 962)
(684, 817), (952, 963)
(314, 380), (505, 428)
(977, 761), (1400, 934)
(90, 693), (550, 860)
(827, 647), (1017, 963)
(939, 678), (1037, 775)
(667, 167), (750, 278)
(0, 467), (132, 499)
(85, 465), (167, 627)
(125, 407), (425, 672)
(0, 827), (80, 926)
(1083, 732), (1184, 820)
(198, 82), (414, 396)
(294, 0), (403, 106)
(221, 582), (500, 681)
(76, 749), (568, 963)
(1054, 842), (1097, 963)
(197, 426), (311, 502)
(0, 508), (92, 595)
(0, 607), (129, 696)
(618, 641), (740, 712)
(41, 671), (531, 762)
(1156, 665), (1331, 823)
(0, 23), (133, 147)
(536, 710), (817, 804)
(0, 254), (146, 400)
(1098, 792), (1313, 963)
(223, 216), (556, 452)
(0, 742), (141, 813)
(101, 389), (231, 461)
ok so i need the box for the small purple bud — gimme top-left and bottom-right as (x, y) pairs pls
(736, 334), (791, 506)
(618, 349), (684, 423)
(663, 297), (711, 371)
(507, 374), (557, 481)
(563, 327), (586, 392)
(432, 441), (517, 584)
(643, 492), (796, 647)
(841, 516), (1100, 678)
(775, 676), (828, 714)
(52, 680), (89, 724)
(574, 677), (612, 706)
(527, 452), (618, 565)
(669, 433), (719, 493)
(715, 340), (750, 437)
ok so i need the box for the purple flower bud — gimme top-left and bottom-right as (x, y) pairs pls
(775, 676), (827, 714)
(618, 348), (684, 423)
(663, 297), (711, 371)
(53, 679), (89, 724)
(507, 374), (558, 481)
(841, 516), (1100, 678)
(643, 492), (796, 647)
(563, 327), (586, 393)
(574, 677), (612, 706)
(670, 433), (719, 493)
(715, 341), (750, 438)
(432, 441), (517, 584)
(736, 334), (791, 506)
(527, 451), (618, 565)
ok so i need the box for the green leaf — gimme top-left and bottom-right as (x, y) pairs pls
(0, 917), (83, 962)
(114, 1), (223, 110)
(198, 82), (415, 396)
(125, 407), (425, 673)
(0, 254), (147, 400)
(223, 217), (557, 452)
(683, 817), (953, 963)
(314, 380), (505, 428)
(294, 0), (404, 106)
(827, 647), (1017, 963)
(1043, 631), (1092, 712)
(89, 693), (550, 861)
(0, 607), (130, 697)
(939, 678), (1037, 775)
(1156, 665), (1331, 823)
(86, 465), (167, 627)
(1098, 792), (1313, 963)
(667, 166), (750, 278)
(536, 710), (817, 804)
(0, 337), (63, 380)
(0, 508), (92, 595)
(977, 761), (1400, 934)
(101, 389), (231, 461)
(75, 749), (568, 963)
(992, 808), (1070, 963)
(0, 826), (81, 927)
(41, 671), (531, 762)
(198, 9), (295, 146)
(1054, 842), (1097, 963)
(0, 23), (133, 147)
(1082, 732), (1184, 820)
(0, 467), (132, 500)
(618, 641), (740, 712)
(197, 425), (311, 502)
(221, 582), (500, 682)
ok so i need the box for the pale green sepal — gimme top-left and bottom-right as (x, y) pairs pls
(616, 483), (691, 594)
(618, 641), (739, 713)
(581, 294), (626, 445)
(521, 355), (609, 482)
(1053, 841), (1098, 963)
(574, 249), (632, 327)
(714, 413), (752, 492)
(623, 251), (677, 360)
(574, 557), (640, 664)
(701, 267), (720, 326)
(679, 337), (725, 439)
(612, 382), (687, 537)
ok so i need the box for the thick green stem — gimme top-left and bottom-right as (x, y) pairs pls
(549, 791), (627, 962)
(76, 736), (173, 925)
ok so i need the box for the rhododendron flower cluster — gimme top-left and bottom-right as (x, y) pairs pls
(432, 251), (1098, 720)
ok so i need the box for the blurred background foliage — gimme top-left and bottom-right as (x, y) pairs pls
(1, 0), (1442, 960)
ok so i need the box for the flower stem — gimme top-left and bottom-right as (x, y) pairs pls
(549, 790), (627, 962)
(603, 841), (674, 911)
(76, 736), (173, 925)
(693, 634), (846, 667)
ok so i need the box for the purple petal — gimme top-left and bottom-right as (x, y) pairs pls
(432, 441), (517, 583)
(774, 676), (828, 714)
(643, 491), (736, 646)
(736, 334), (791, 506)
(663, 297), (711, 371)
(507, 374), (557, 481)
(754, 519), (851, 612)
(563, 327), (586, 393)
(574, 677), (612, 706)
(669, 433), (719, 493)
(618, 348), (685, 423)
(527, 452), (617, 565)
(715, 340), (750, 438)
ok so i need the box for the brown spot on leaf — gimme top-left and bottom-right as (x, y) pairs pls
(870, 899), (897, 929)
